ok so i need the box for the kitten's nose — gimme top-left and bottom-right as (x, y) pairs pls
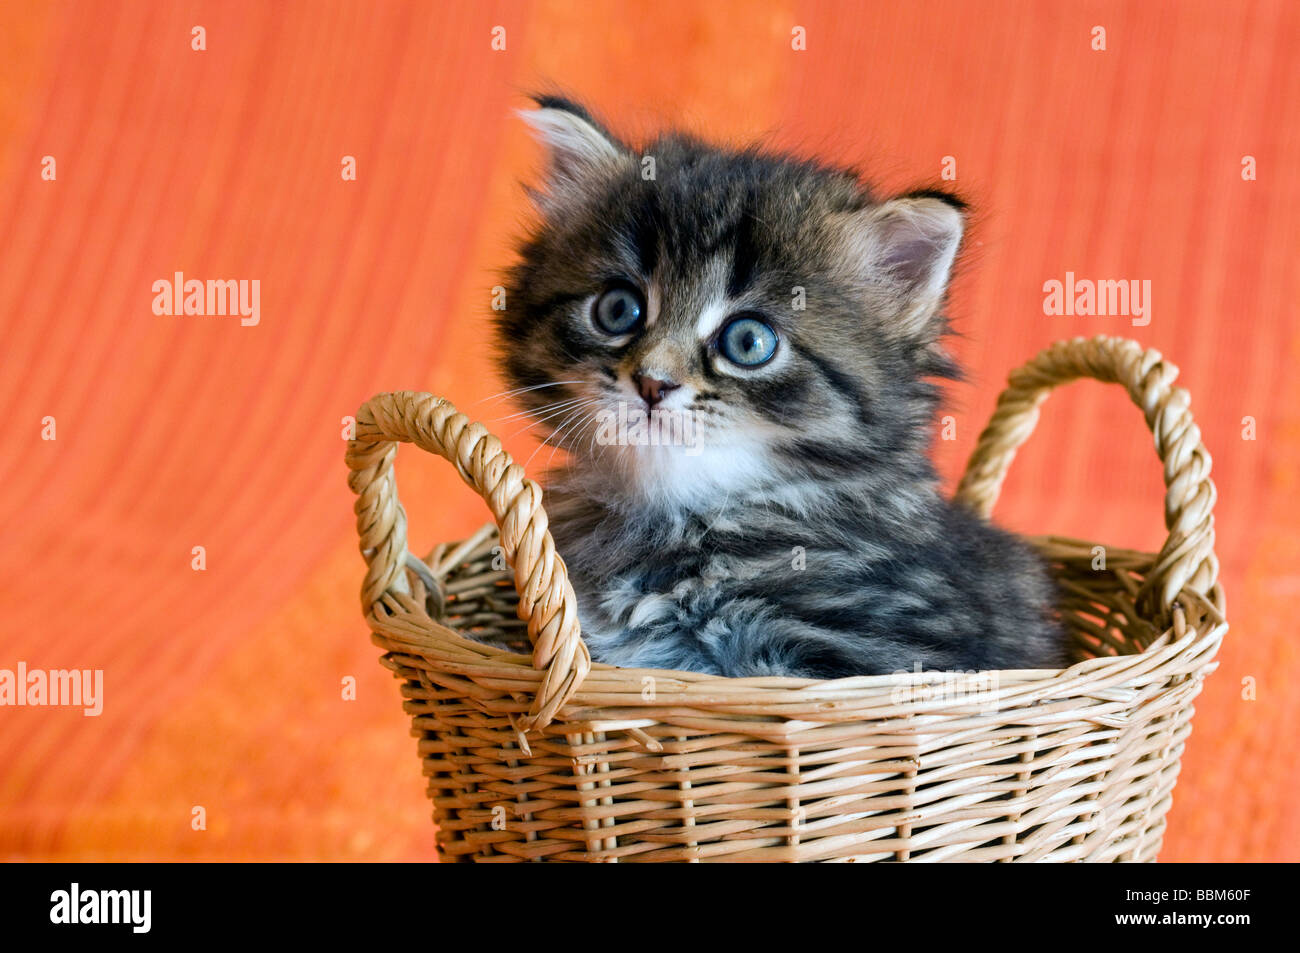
(633, 372), (679, 408)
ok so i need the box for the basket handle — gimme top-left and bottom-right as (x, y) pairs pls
(954, 335), (1219, 619)
(345, 391), (590, 733)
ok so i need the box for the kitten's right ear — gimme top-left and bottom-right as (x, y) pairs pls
(517, 97), (630, 213)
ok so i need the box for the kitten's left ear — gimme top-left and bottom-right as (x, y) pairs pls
(837, 191), (965, 340)
(517, 97), (631, 213)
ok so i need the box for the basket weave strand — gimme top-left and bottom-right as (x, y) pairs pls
(346, 335), (1226, 862)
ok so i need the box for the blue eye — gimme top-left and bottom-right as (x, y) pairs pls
(718, 315), (778, 367)
(593, 285), (644, 335)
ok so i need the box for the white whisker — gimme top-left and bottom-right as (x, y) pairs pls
(489, 395), (589, 424)
(509, 398), (600, 442)
(472, 380), (584, 406)
(547, 407), (596, 469)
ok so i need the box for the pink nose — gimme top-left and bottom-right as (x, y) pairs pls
(633, 373), (679, 408)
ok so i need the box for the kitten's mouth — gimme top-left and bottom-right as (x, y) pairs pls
(590, 398), (706, 457)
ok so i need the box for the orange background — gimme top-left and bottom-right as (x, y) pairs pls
(1, 0), (1296, 861)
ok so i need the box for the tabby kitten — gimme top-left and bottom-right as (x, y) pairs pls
(494, 97), (1067, 679)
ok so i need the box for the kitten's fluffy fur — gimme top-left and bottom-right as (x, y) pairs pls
(494, 97), (1067, 678)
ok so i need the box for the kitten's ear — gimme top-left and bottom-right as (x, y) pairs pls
(517, 97), (630, 213)
(837, 192), (965, 340)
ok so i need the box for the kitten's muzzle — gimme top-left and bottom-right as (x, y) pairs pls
(633, 372), (680, 408)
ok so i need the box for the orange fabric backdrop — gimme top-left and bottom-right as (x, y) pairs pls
(1, 0), (1296, 861)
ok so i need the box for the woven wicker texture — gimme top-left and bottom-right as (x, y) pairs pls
(346, 335), (1227, 862)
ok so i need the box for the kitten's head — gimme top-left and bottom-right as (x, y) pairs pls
(497, 97), (964, 506)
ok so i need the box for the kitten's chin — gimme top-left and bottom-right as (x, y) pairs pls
(600, 440), (776, 510)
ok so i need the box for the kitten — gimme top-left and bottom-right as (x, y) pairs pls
(493, 96), (1067, 679)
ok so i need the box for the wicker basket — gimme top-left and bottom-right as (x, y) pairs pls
(345, 335), (1225, 862)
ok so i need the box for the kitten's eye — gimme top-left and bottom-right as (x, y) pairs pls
(718, 315), (778, 367)
(593, 285), (645, 335)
